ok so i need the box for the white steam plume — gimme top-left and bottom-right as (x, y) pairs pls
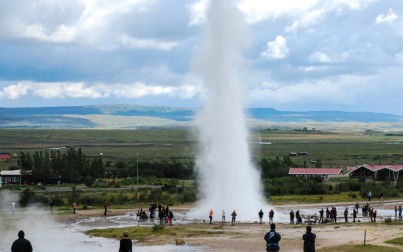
(0, 190), (117, 252)
(190, 0), (272, 221)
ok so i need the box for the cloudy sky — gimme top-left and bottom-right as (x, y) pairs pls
(0, 0), (402, 115)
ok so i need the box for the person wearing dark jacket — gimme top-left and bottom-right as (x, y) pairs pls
(258, 209), (264, 224)
(168, 210), (174, 225)
(11, 230), (33, 252)
(119, 231), (132, 252)
(264, 223), (281, 251)
(302, 225), (316, 252)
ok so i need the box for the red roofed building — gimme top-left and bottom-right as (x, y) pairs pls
(347, 164), (403, 181)
(288, 167), (343, 180)
(0, 153), (11, 161)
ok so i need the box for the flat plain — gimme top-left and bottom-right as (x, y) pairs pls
(1, 127), (403, 170)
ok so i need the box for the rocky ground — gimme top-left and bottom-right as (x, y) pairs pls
(57, 200), (403, 251)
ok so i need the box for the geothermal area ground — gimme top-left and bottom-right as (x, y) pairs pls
(2, 199), (403, 252)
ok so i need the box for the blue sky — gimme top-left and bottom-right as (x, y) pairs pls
(0, 0), (403, 115)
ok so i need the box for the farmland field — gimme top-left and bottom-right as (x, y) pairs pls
(1, 128), (403, 170)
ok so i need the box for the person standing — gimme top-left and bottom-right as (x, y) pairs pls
(269, 209), (274, 224)
(119, 231), (132, 252)
(49, 199), (54, 213)
(264, 223), (281, 252)
(222, 210), (226, 222)
(369, 207), (374, 222)
(368, 191), (372, 201)
(259, 209), (264, 224)
(353, 208), (357, 222)
(318, 209), (324, 224)
(168, 210), (174, 226)
(290, 210), (295, 224)
(104, 200), (109, 215)
(231, 210), (237, 225)
(72, 202), (77, 214)
(395, 206), (397, 218)
(296, 210), (301, 224)
(158, 208), (165, 225)
(11, 230), (32, 252)
(333, 207), (338, 223)
(209, 209), (214, 224)
(344, 208), (348, 222)
(302, 225), (316, 252)
(399, 205), (402, 219)
(373, 209), (377, 222)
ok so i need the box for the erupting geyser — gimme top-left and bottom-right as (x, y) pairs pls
(190, 0), (271, 221)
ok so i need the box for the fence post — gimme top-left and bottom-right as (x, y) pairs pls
(364, 230), (366, 245)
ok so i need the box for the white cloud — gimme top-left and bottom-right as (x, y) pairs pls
(119, 35), (177, 51)
(24, 23), (76, 43)
(0, 81), (203, 100)
(0, 83), (30, 99)
(308, 51), (349, 63)
(0, 0), (177, 51)
(285, 9), (325, 33)
(261, 35), (289, 59)
(330, 0), (372, 10)
(376, 9), (398, 24)
(238, 0), (319, 23)
(311, 52), (332, 63)
(249, 75), (379, 105)
(186, 0), (208, 26)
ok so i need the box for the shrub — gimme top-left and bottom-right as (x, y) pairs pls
(79, 194), (105, 206)
(161, 183), (177, 193)
(19, 188), (36, 207)
(384, 216), (393, 224)
(180, 188), (197, 203)
(50, 195), (64, 206)
(84, 176), (94, 187)
(349, 192), (357, 199)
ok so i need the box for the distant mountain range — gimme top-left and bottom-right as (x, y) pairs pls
(0, 105), (402, 129)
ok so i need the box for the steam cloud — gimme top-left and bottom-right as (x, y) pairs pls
(0, 190), (117, 252)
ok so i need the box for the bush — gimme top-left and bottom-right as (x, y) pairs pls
(79, 194), (105, 206)
(19, 188), (36, 207)
(161, 183), (177, 193)
(84, 176), (94, 188)
(50, 195), (64, 206)
(384, 216), (393, 224)
(349, 192), (357, 199)
(180, 188), (197, 202)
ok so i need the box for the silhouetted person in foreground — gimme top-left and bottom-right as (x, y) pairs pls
(303, 225), (316, 252)
(264, 223), (281, 252)
(119, 231), (132, 252)
(11, 230), (32, 252)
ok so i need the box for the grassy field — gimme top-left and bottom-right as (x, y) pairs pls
(270, 191), (364, 205)
(317, 244), (401, 252)
(1, 128), (403, 171)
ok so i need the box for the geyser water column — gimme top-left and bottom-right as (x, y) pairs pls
(190, 0), (270, 221)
